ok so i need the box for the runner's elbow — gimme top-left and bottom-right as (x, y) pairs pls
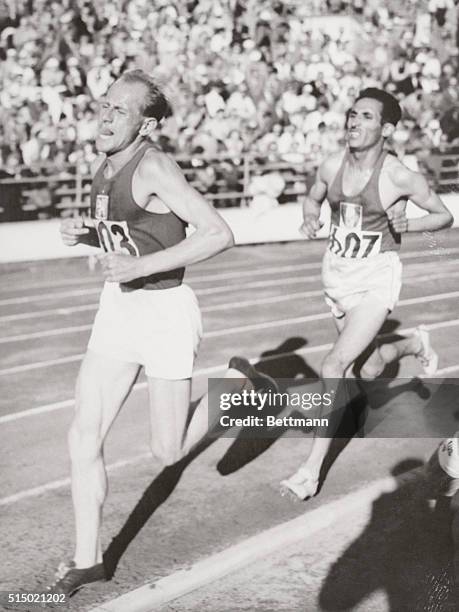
(209, 222), (234, 252)
(445, 211), (454, 228)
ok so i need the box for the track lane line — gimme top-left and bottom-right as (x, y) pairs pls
(4, 245), (459, 295)
(1, 292), (459, 375)
(0, 291), (324, 344)
(0, 453), (151, 507)
(2, 255), (459, 322)
(3, 246), (459, 305)
(2, 317), (458, 425)
(88, 469), (421, 612)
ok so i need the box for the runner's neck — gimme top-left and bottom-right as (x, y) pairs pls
(348, 143), (384, 172)
(105, 139), (148, 177)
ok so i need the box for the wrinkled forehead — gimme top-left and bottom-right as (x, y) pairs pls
(351, 97), (383, 119)
(105, 80), (148, 113)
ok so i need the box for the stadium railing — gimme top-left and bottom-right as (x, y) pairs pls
(1, 146), (456, 222)
(0, 153), (310, 222)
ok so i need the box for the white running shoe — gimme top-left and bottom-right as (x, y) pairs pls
(280, 466), (319, 501)
(415, 325), (439, 376)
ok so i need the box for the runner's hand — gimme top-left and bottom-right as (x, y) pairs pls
(98, 252), (145, 283)
(388, 209), (408, 234)
(60, 217), (89, 246)
(300, 216), (323, 239)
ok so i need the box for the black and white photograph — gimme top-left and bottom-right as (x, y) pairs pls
(1, 0), (459, 611)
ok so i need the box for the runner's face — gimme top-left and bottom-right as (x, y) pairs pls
(96, 80), (147, 155)
(347, 98), (385, 151)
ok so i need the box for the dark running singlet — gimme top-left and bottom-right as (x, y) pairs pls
(90, 143), (186, 291)
(326, 149), (401, 259)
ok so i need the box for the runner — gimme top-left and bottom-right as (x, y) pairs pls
(47, 69), (276, 596)
(281, 87), (453, 500)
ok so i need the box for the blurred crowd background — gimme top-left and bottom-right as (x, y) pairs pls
(0, 0), (458, 217)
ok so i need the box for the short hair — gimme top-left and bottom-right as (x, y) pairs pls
(355, 87), (401, 126)
(119, 69), (173, 121)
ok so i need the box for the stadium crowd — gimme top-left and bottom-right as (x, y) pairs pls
(0, 0), (458, 184)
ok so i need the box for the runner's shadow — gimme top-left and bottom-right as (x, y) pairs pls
(217, 337), (321, 476)
(103, 436), (214, 579)
(318, 460), (458, 611)
(102, 337), (314, 578)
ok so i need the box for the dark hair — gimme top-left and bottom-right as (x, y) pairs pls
(355, 87), (401, 126)
(119, 69), (173, 121)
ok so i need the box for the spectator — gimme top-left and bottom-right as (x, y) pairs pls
(248, 167), (285, 214)
(0, 0), (456, 214)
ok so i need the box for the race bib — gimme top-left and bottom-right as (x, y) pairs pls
(328, 224), (382, 259)
(327, 202), (382, 259)
(96, 219), (140, 257)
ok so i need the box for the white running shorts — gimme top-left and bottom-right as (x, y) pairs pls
(322, 250), (402, 318)
(88, 282), (202, 379)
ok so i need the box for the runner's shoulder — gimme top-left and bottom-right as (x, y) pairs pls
(137, 145), (180, 181)
(383, 153), (417, 190)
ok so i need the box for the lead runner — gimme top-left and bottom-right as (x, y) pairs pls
(281, 87), (453, 500)
(45, 69), (277, 596)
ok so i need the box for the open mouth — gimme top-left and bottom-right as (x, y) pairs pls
(98, 127), (113, 138)
(348, 128), (361, 140)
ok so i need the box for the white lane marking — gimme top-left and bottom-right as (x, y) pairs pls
(88, 470), (420, 612)
(204, 313), (331, 338)
(397, 291), (459, 306)
(0, 324), (93, 344)
(0, 291), (325, 344)
(0, 399), (76, 423)
(3, 246), (459, 306)
(0, 275), (313, 309)
(0, 453), (151, 506)
(0, 303), (98, 323)
(434, 364), (459, 376)
(2, 317), (459, 425)
(0, 354), (85, 376)
(1, 255), (314, 293)
(0, 278), (315, 323)
(404, 269), (459, 284)
(0, 287), (101, 306)
(2, 253), (459, 323)
(1, 291), (459, 376)
(2, 257), (459, 342)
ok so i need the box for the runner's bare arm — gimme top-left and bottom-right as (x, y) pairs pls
(388, 166), (453, 233)
(60, 155), (106, 247)
(300, 164), (328, 239)
(100, 152), (234, 283)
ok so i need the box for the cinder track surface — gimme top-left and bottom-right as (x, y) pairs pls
(1, 230), (458, 611)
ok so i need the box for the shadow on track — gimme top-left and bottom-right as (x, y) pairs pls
(103, 336), (318, 577)
(103, 332), (444, 580)
(319, 459), (459, 612)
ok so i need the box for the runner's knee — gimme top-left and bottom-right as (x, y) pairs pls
(68, 421), (102, 466)
(379, 343), (397, 365)
(360, 361), (384, 380)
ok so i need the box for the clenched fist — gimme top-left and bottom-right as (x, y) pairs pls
(60, 217), (90, 246)
(299, 215), (324, 239)
(387, 209), (409, 234)
(98, 252), (146, 283)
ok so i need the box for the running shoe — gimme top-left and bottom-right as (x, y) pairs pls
(46, 561), (105, 596)
(228, 356), (278, 393)
(280, 466), (319, 501)
(415, 325), (439, 376)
